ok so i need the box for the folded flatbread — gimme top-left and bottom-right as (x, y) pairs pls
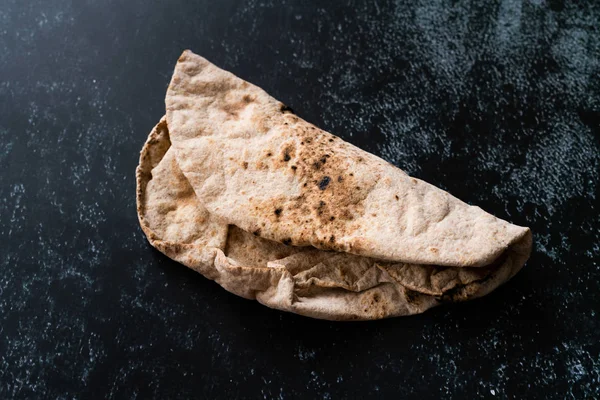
(136, 50), (532, 320)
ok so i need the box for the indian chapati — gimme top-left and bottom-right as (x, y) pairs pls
(136, 50), (532, 320)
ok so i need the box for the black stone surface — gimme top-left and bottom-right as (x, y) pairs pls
(1, 0), (599, 398)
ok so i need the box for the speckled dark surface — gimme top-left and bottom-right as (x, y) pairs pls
(1, 0), (599, 398)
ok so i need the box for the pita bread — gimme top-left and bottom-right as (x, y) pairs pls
(136, 117), (531, 320)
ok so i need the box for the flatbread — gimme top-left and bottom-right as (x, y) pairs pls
(136, 117), (532, 320)
(165, 50), (529, 268)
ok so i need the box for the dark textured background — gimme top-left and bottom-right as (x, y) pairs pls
(1, 0), (599, 398)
